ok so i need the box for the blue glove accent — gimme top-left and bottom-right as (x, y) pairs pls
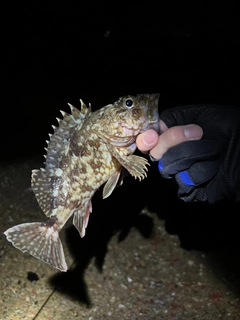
(158, 160), (163, 171)
(179, 171), (195, 186)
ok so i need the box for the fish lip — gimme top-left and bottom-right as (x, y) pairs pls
(140, 119), (160, 134)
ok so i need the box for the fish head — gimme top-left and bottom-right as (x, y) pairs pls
(97, 94), (160, 147)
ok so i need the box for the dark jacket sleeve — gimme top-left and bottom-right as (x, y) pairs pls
(158, 104), (240, 203)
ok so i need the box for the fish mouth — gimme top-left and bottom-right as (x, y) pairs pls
(141, 93), (160, 134)
(140, 119), (160, 134)
(148, 121), (160, 134)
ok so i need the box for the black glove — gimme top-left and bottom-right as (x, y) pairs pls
(158, 104), (240, 203)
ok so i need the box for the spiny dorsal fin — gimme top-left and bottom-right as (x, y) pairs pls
(45, 99), (91, 172)
(32, 99), (91, 215)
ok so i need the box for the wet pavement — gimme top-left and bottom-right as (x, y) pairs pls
(1, 158), (240, 319)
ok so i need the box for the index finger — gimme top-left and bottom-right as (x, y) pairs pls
(150, 124), (203, 160)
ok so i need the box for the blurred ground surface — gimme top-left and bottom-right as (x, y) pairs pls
(0, 159), (240, 319)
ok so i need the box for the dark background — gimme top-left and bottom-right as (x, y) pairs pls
(2, 2), (240, 301)
(2, 2), (240, 160)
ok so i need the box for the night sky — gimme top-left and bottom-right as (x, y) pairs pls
(2, 2), (240, 161)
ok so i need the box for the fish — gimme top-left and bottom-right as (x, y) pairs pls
(4, 94), (160, 272)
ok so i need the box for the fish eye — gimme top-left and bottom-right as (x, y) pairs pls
(125, 99), (134, 108)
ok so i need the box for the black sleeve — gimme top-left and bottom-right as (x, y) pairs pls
(158, 104), (240, 203)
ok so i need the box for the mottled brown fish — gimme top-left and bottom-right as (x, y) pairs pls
(4, 94), (160, 271)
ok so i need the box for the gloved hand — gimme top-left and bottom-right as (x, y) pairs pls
(158, 104), (240, 203)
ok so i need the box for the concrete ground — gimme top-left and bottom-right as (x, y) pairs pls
(1, 157), (240, 320)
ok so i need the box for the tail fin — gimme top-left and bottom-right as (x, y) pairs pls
(4, 222), (68, 272)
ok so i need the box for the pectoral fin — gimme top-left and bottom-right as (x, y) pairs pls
(121, 155), (150, 180)
(110, 148), (150, 181)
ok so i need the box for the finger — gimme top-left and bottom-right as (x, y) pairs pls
(136, 129), (159, 153)
(159, 120), (168, 132)
(150, 124), (203, 160)
(136, 121), (168, 153)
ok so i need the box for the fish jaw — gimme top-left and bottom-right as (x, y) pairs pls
(140, 93), (160, 134)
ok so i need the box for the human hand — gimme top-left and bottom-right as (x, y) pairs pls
(136, 121), (203, 160)
(137, 104), (240, 203)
